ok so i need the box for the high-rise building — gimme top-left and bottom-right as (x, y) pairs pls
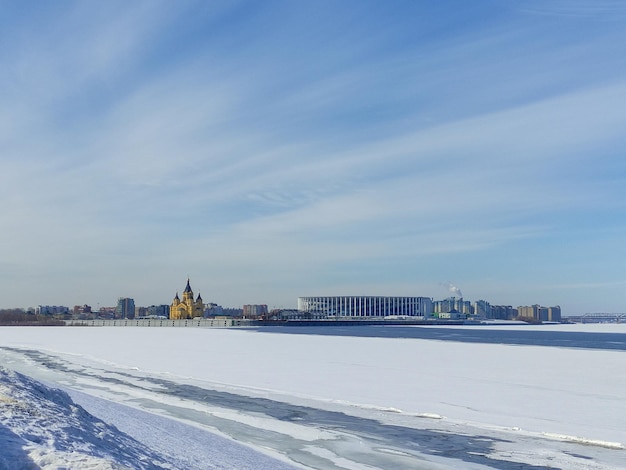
(116, 298), (135, 319)
(548, 306), (562, 322)
(473, 300), (491, 319)
(518, 304), (556, 322)
(490, 305), (516, 320)
(434, 297), (471, 315)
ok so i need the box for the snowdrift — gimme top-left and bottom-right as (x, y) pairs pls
(0, 367), (174, 470)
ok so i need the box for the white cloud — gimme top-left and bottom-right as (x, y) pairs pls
(2, 2), (626, 309)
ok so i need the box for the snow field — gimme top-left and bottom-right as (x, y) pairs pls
(1, 324), (625, 469)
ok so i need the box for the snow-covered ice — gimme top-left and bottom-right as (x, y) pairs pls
(0, 366), (175, 469)
(1, 324), (625, 469)
(0, 366), (300, 469)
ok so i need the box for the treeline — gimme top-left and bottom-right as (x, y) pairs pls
(0, 309), (65, 326)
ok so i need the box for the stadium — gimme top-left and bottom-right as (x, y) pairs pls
(297, 296), (433, 319)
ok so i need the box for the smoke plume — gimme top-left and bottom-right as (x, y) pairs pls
(442, 281), (463, 298)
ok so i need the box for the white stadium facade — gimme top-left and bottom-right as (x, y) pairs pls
(297, 296), (433, 319)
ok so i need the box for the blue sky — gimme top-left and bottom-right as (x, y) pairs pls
(2, 1), (626, 314)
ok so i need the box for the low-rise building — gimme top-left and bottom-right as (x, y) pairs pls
(242, 304), (268, 318)
(37, 306), (70, 316)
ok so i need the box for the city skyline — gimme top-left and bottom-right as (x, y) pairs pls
(25, 290), (564, 318)
(2, 2), (626, 315)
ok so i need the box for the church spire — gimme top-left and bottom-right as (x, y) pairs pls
(184, 278), (192, 293)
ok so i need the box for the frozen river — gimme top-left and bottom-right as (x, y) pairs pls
(1, 324), (625, 469)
